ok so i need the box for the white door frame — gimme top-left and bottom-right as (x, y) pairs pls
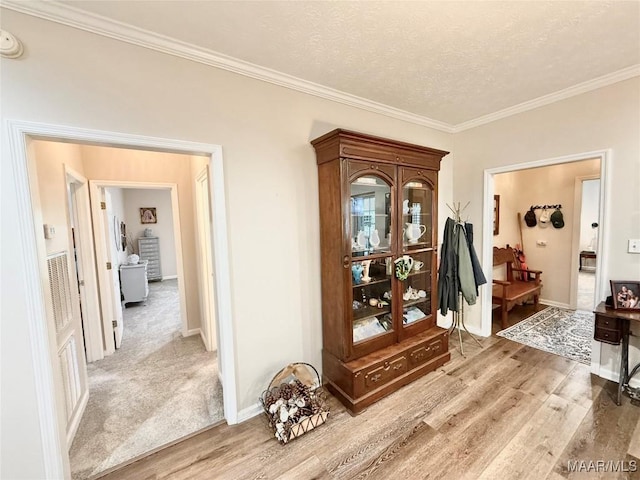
(6, 119), (239, 479)
(569, 174), (601, 310)
(195, 167), (218, 352)
(64, 165), (104, 363)
(482, 149), (610, 373)
(90, 181), (190, 353)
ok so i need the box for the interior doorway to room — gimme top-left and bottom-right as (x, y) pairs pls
(10, 122), (237, 476)
(483, 153), (607, 336)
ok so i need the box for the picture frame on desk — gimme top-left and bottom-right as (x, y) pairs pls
(610, 280), (640, 310)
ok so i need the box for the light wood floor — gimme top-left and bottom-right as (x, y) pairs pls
(101, 307), (640, 480)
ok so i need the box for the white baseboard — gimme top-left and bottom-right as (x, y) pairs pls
(540, 299), (572, 309)
(162, 275), (178, 280)
(183, 328), (201, 338)
(237, 402), (263, 423)
(597, 367), (640, 389)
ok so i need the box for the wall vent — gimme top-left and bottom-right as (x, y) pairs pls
(47, 252), (73, 333)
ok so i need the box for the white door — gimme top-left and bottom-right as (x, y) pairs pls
(104, 190), (124, 348)
(195, 168), (218, 351)
(89, 182), (119, 353)
(44, 177), (92, 446)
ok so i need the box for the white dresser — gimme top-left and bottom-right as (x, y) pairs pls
(138, 236), (162, 281)
(120, 260), (149, 306)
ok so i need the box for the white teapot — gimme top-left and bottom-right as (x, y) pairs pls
(405, 223), (427, 243)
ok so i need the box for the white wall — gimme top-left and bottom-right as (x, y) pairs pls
(0, 10), (453, 478)
(123, 188), (177, 278)
(494, 159), (600, 306)
(455, 76), (640, 389)
(106, 187), (129, 266)
(579, 179), (600, 251)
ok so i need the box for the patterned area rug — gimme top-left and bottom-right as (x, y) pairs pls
(497, 306), (594, 365)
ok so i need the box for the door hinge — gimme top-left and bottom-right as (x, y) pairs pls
(106, 262), (112, 270)
(112, 320), (118, 328)
(101, 201), (106, 210)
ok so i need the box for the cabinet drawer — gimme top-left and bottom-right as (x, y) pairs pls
(355, 355), (407, 396)
(594, 327), (621, 345)
(408, 336), (445, 369)
(595, 316), (620, 330)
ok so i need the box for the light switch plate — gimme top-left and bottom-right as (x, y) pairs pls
(43, 224), (55, 239)
(629, 239), (640, 254)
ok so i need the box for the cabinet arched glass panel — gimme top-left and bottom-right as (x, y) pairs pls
(402, 180), (432, 250)
(350, 175), (392, 257)
(350, 175), (394, 344)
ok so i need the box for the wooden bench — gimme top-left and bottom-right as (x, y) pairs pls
(492, 247), (543, 329)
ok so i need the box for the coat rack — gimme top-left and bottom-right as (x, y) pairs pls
(530, 204), (562, 210)
(447, 201), (470, 223)
(444, 201), (483, 356)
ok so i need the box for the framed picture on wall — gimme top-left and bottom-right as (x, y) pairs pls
(493, 195), (500, 236)
(140, 207), (157, 224)
(610, 280), (640, 310)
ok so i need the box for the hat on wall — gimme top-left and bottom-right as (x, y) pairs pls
(524, 208), (537, 227)
(550, 208), (565, 228)
(539, 208), (551, 228)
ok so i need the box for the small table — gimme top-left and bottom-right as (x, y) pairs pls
(579, 250), (596, 270)
(593, 302), (640, 405)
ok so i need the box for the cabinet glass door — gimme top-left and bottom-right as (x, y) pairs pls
(350, 175), (394, 347)
(350, 175), (392, 257)
(401, 180), (432, 250)
(399, 251), (432, 328)
(399, 177), (434, 335)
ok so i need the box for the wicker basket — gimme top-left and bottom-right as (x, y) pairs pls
(260, 362), (329, 444)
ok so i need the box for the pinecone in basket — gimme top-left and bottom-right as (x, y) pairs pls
(292, 379), (307, 398)
(263, 390), (277, 408)
(279, 383), (293, 400)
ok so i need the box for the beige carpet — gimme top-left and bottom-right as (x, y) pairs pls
(70, 279), (223, 479)
(577, 270), (596, 311)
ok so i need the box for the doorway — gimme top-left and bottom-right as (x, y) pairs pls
(8, 119), (238, 479)
(482, 151), (609, 336)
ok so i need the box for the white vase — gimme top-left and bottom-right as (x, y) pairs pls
(356, 230), (368, 248)
(369, 229), (380, 248)
(128, 254), (140, 265)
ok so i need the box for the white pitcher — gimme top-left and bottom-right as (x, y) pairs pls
(405, 223), (427, 243)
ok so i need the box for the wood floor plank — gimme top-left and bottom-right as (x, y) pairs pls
(101, 336), (640, 480)
(629, 415), (640, 460)
(551, 387), (640, 479)
(274, 455), (331, 480)
(376, 388), (544, 480)
(553, 362), (606, 409)
(348, 421), (441, 480)
(478, 394), (589, 480)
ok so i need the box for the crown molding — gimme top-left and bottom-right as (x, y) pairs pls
(1, 0), (455, 133)
(453, 64), (640, 132)
(3, 1), (638, 134)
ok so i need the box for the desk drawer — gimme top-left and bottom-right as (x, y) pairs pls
(594, 326), (621, 345)
(595, 315), (620, 330)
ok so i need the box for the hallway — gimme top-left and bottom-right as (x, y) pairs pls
(69, 279), (223, 479)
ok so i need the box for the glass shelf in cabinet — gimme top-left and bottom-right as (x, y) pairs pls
(402, 304), (429, 325)
(353, 315), (393, 343)
(352, 276), (391, 288)
(352, 304), (391, 321)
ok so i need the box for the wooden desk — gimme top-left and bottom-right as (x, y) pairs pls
(593, 302), (640, 405)
(579, 250), (596, 270)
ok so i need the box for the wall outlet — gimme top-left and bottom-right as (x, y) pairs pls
(536, 240), (547, 247)
(43, 224), (55, 239)
(629, 239), (640, 254)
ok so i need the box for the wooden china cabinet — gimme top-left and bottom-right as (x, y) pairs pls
(311, 129), (451, 413)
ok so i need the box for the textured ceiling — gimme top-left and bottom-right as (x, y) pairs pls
(58, 0), (640, 125)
